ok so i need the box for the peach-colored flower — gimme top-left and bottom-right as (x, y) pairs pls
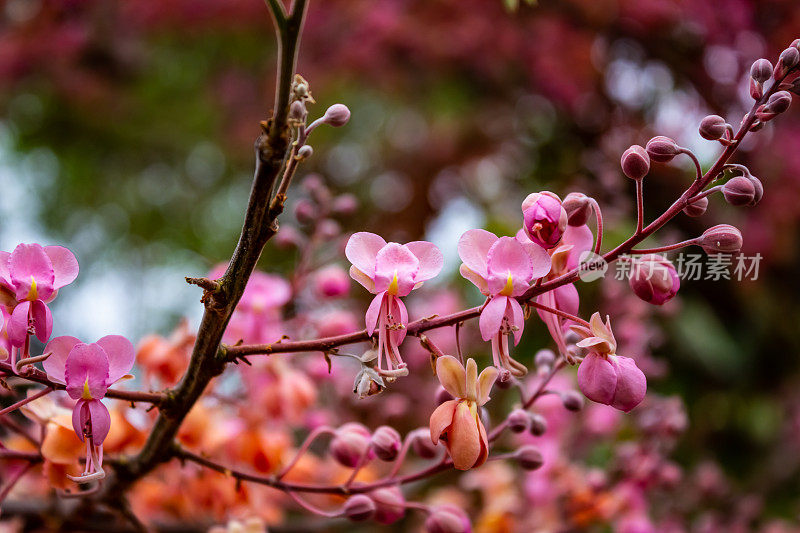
(430, 356), (498, 470)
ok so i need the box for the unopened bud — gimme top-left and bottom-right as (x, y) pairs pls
(645, 136), (680, 163)
(722, 176), (756, 206)
(683, 196), (708, 217)
(699, 115), (727, 141)
(515, 445), (544, 471)
(294, 199), (316, 225)
(750, 58), (773, 83)
(521, 191), (568, 248)
(289, 100), (307, 122)
(562, 192), (593, 227)
(507, 409), (530, 433)
(766, 91), (792, 114)
(530, 413), (548, 436)
(344, 494), (376, 522)
(534, 348), (556, 369)
(792, 38), (800, 51)
(750, 78), (763, 100)
(371, 426), (401, 461)
(330, 423), (372, 467)
(699, 224), (743, 255)
(412, 431), (439, 459)
(322, 104), (351, 127)
(370, 487), (406, 525)
(561, 390), (584, 412)
(317, 219), (341, 239)
(777, 47), (800, 77)
(332, 193), (358, 215)
(314, 265), (350, 298)
(620, 145), (650, 180)
(296, 145), (313, 160)
(629, 254), (680, 305)
(424, 505), (471, 533)
(273, 225), (305, 249)
(749, 176), (764, 206)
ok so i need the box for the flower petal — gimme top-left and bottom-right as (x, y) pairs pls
(479, 296), (507, 341)
(65, 344), (110, 400)
(388, 295), (408, 346)
(7, 301), (31, 347)
(95, 335), (135, 384)
(429, 399), (457, 444)
(449, 402), (481, 470)
(611, 356), (647, 412)
(459, 264), (489, 294)
(349, 266), (376, 293)
(457, 229), (497, 279)
(405, 241), (443, 283)
(43, 336), (82, 384)
(521, 240), (552, 280)
(345, 232), (386, 278)
(476, 366), (498, 405)
(507, 298), (525, 345)
(86, 399), (111, 444)
(577, 352), (617, 406)
(365, 292), (385, 336)
(44, 246), (79, 291)
(563, 224), (594, 270)
(465, 358), (478, 401)
(0, 251), (11, 287)
(486, 237), (533, 296)
(374, 243), (419, 296)
(30, 300), (52, 343)
(436, 355), (466, 398)
(9, 243), (55, 301)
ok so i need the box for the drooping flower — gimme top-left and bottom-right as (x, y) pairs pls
(521, 192), (568, 249)
(210, 264), (291, 345)
(458, 229), (551, 378)
(346, 232), (443, 376)
(0, 244), (78, 367)
(571, 313), (646, 412)
(524, 223), (593, 356)
(42, 335), (135, 482)
(430, 356), (498, 470)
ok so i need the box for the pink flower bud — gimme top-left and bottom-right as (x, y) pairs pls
(750, 58), (773, 83)
(371, 426), (401, 461)
(778, 47), (800, 76)
(535, 348), (556, 369)
(561, 390), (584, 412)
(530, 413), (548, 436)
(317, 219), (341, 239)
(344, 494), (376, 522)
(330, 423), (372, 467)
(294, 199), (316, 225)
(412, 431), (440, 458)
(521, 191), (568, 248)
(289, 100), (307, 122)
(370, 487), (406, 525)
(646, 136), (680, 163)
(296, 145), (313, 159)
(562, 192), (593, 227)
(507, 409), (530, 433)
(722, 176), (756, 206)
(620, 145), (650, 180)
(765, 91), (792, 114)
(683, 196), (708, 217)
(332, 193), (358, 215)
(316, 309), (359, 337)
(793, 38), (800, 51)
(698, 115), (727, 140)
(273, 225), (305, 249)
(628, 254), (679, 305)
(750, 78), (763, 100)
(322, 104), (351, 127)
(515, 445), (544, 470)
(577, 353), (647, 412)
(699, 224), (742, 255)
(425, 505), (472, 533)
(749, 176), (764, 206)
(314, 265), (350, 298)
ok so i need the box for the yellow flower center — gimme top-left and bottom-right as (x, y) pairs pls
(387, 271), (399, 295)
(82, 378), (93, 400)
(499, 272), (514, 297)
(26, 276), (38, 301)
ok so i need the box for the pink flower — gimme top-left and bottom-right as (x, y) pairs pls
(210, 264), (291, 344)
(628, 254), (680, 305)
(571, 313), (646, 412)
(346, 232), (443, 375)
(430, 356), (498, 470)
(521, 192), (568, 249)
(0, 244), (78, 364)
(313, 265), (350, 298)
(458, 229), (551, 378)
(42, 335), (135, 482)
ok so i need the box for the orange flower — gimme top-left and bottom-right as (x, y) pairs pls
(429, 356), (498, 470)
